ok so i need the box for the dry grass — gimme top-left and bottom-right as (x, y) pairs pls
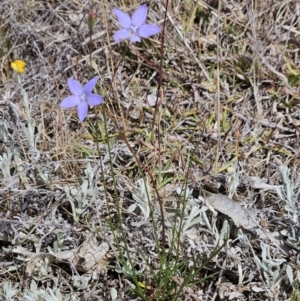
(1, 0), (300, 300)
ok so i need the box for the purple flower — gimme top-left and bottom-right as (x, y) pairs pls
(60, 77), (104, 122)
(113, 4), (161, 43)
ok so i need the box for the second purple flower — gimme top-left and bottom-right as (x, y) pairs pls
(60, 77), (104, 122)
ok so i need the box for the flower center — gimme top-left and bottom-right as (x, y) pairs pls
(128, 25), (138, 37)
(80, 93), (88, 103)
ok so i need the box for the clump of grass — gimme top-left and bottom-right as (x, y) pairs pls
(291, 287), (300, 301)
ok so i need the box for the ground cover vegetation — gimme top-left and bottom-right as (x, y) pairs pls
(0, 0), (300, 300)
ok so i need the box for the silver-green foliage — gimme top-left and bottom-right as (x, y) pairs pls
(0, 283), (16, 301)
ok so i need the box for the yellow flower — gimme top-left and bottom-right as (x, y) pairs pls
(11, 60), (26, 74)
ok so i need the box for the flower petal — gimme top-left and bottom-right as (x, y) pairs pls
(84, 77), (98, 93)
(131, 4), (147, 27)
(87, 94), (104, 106)
(138, 24), (161, 38)
(113, 8), (131, 28)
(68, 78), (83, 96)
(113, 29), (130, 42)
(130, 35), (141, 43)
(60, 95), (80, 108)
(77, 102), (88, 121)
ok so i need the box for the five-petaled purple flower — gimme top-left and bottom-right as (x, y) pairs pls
(60, 77), (104, 122)
(113, 4), (161, 43)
